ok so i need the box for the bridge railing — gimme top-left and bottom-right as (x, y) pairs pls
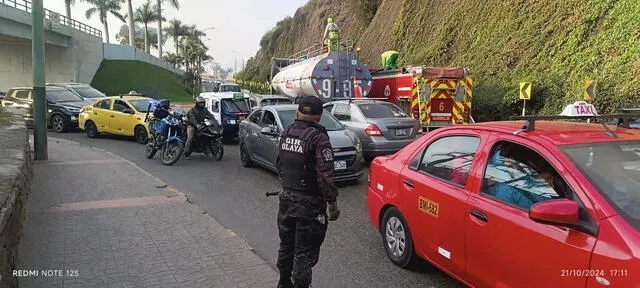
(0, 0), (103, 38)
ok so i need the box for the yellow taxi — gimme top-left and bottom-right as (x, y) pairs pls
(79, 95), (156, 144)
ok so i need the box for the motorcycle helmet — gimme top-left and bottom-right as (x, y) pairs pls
(157, 99), (170, 110)
(195, 96), (206, 109)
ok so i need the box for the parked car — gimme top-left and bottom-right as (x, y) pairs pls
(324, 100), (421, 160)
(239, 105), (365, 182)
(367, 104), (640, 287)
(78, 95), (156, 143)
(46, 83), (106, 100)
(2, 86), (90, 132)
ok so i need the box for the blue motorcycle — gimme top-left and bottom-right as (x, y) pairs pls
(144, 101), (185, 166)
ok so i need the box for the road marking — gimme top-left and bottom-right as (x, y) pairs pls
(45, 195), (186, 212)
(227, 229), (237, 237)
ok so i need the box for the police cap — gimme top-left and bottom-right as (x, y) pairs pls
(297, 96), (324, 116)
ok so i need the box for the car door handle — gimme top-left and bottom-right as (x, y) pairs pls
(110, 115), (115, 118)
(403, 179), (414, 188)
(470, 210), (488, 222)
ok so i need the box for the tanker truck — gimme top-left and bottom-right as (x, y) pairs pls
(270, 42), (372, 103)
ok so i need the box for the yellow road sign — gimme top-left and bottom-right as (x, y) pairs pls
(519, 82), (531, 100)
(584, 80), (595, 101)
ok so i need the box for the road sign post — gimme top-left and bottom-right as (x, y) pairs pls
(32, 0), (48, 160)
(519, 82), (531, 116)
(584, 80), (595, 101)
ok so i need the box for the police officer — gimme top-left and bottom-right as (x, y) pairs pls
(276, 96), (340, 288)
(184, 96), (217, 159)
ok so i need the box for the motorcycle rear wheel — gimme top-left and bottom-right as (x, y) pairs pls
(161, 140), (183, 166)
(207, 138), (224, 161)
(146, 143), (157, 159)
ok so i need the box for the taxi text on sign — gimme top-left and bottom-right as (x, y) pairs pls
(584, 80), (595, 101)
(560, 101), (598, 117)
(519, 82), (531, 100)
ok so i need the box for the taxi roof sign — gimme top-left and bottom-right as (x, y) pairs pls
(560, 101), (598, 117)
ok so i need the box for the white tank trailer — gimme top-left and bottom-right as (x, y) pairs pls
(271, 51), (373, 103)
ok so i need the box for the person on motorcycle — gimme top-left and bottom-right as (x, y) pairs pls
(184, 96), (219, 160)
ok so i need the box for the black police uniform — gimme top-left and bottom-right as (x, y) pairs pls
(276, 97), (338, 288)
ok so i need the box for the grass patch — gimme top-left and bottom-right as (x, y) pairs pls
(91, 60), (193, 102)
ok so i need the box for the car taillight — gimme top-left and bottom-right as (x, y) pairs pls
(365, 124), (383, 136)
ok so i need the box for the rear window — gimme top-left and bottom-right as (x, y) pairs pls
(128, 99), (156, 113)
(47, 89), (83, 102)
(278, 109), (344, 131)
(72, 86), (106, 98)
(221, 99), (251, 113)
(219, 85), (241, 92)
(261, 98), (292, 106)
(561, 141), (640, 231)
(359, 103), (407, 118)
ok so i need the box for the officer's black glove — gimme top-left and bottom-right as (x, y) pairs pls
(327, 201), (340, 221)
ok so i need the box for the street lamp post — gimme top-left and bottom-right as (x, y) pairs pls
(32, 0), (47, 160)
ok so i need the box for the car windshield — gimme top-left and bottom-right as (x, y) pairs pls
(72, 86), (106, 98)
(219, 85), (241, 92)
(47, 89), (84, 102)
(261, 98), (292, 106)
(359, 103), (407, 118)
(129, 99), (156, 113)
(222, 99), (251, 113)
(561, 141), (640, 231)
(277, 109), (344, 131)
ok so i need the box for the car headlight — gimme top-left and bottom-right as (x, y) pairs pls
(355, 137), (362, 152)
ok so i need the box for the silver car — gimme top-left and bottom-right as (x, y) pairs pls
(239, 104), (365, 182)
(324, 100), (420, 160)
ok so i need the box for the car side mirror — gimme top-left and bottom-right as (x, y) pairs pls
(122, 108), (134, 114)
(261, 126), (278, 136)
(529, 199), (579, 225)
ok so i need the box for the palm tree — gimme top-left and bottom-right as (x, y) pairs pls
(134, 0), (162, 53)
(156, 0), (180, 58)
(126, 0), (134, 48)
(163, 53), (181, 68)
(64, 0), (75, 19)
(85, 0), (125, 44)
(163, 19), (186, 56)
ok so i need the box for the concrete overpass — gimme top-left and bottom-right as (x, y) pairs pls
(0, 0), (182, 93)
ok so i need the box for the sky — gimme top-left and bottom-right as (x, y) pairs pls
(45, 0), (309, 73)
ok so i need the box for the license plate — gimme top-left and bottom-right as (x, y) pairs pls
(334, 160), (347, 170)
(239, 116), (245, 120)
(395, 129), (407, 136)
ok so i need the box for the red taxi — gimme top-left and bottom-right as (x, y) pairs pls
(367, 103), (640, 287)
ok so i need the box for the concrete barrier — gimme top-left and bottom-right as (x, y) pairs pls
(0, 107), (31, 288)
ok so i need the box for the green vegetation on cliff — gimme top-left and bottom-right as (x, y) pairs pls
(238, 0), (640, 121)
(91, 60), (192, 102)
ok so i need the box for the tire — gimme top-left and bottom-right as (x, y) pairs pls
(207, 138), (224, 161)
(134, 125), (148, 144)
(145, 138), (157, 159)
(84, 120), (99, 138)
(51, 114), (68, 133)
(240, 143), (253, 167)
(160, 140), (183, 166)
(381, 207), (416, 268)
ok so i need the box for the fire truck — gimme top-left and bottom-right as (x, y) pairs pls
(368, 66), (473, 132)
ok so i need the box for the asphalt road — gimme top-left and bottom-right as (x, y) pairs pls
(50, 130), (463, 288)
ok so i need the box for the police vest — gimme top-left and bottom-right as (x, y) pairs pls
(278, 123), (325, 192)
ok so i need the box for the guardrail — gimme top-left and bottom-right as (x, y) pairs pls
(0, 0), (102, 38)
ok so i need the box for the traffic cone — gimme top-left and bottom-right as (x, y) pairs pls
(353, 76), (362, 98)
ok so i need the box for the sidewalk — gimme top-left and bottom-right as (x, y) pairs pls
(17, 138), (278, 288)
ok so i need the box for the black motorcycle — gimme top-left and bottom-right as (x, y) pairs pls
(182, 118), (224, 161)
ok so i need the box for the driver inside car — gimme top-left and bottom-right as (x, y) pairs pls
(184, 96), (219, 160)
